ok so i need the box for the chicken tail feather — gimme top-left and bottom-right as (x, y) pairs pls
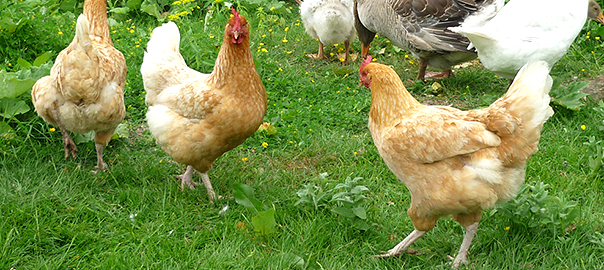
(504, 61), (554, 128)
(146, 21), (181, 55)
(75, 14), (92, 52)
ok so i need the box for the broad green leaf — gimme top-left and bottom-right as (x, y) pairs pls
(251, 209), (276, 235)
(233, 183), (264, 212)
(110, 7), (130, 14)
(332, 207), (355, 218)
(0, 121), (13, 136)
(111, 123), (130, 140)
(0, 70), (36, 99)
(550, 80), (590, 110)
(33, 51), (51, 67)
(74, 131), (94, 144)
(352, 206), (367, 219)
(350, 185), (369, 194)
(17, 58), (32, 69)
(0, 98), (30, 118)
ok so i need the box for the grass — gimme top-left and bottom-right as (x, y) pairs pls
(2, 0), (604, 269)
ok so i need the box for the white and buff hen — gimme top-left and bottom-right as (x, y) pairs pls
(359, 56), (553, 268)
(300, 0), (356, 64)
(141, 8), (267, 201)
(32, 0), (126, 171)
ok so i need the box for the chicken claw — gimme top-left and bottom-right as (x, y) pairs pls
(373, 230), (426, 258)
(60, 128), (78, 159)
(177, 165), (200, 191)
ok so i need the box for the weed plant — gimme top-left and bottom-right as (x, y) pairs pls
(1, 0), (604, 269)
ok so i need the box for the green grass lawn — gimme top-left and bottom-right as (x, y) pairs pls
(2, 0), (604, 269)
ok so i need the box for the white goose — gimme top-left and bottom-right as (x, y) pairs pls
(451, 0), (604, 79)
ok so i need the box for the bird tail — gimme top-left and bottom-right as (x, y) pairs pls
(500, 61), (554, 129)
(141, 21), (189, 105)
(145, 21), (181, 55)
(75, 14), (92, 52)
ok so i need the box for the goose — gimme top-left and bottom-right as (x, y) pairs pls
(451, 0), (604, 79)
(354, 0), (504, 80)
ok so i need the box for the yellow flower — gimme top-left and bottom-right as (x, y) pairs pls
(295, 22), (300, 26)
(270, 6), (275, 11)
(278, 68), (283, 72)
(504, 226), (510, 231)
(58, 31), (63, 35)
(581, 125), (586, 130)
(284, 50), (292, 54)
(596, 37), (601, 40)
(209, 35), (214, 39)
(404, 54), (409, 59)
(586, 35), (590, 39)
(284, 27), (289, 32)
(582, 69), (586, 72)
(241, 157), (248, 162)
(262, 142), (268, 148)
(49, 128), (56, 132)
(289, 141), (293, 144)
(269, 29), (273, 33)
(172, 0), (181, 4)
(339, 58), (345, 62)
(130, 29), (134, 33)
(282, 38), (288, 43)
(262, 34), (266, 38)
(261, 48), (268, 53)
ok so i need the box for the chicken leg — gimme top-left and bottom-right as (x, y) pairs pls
(343, 40), (351, 64)
(373, 229), (427, 257)
(177, 166), (217, 202)
(60, 128), (78, 159)
(452, 222), (479, 268)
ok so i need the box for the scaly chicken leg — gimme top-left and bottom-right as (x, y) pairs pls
(373, 229), (427, 257)
(452, 222), (479, 268)
(60, 128), (78, 159)
(177, 166), (217, 202)
(343, 40), (351, 64)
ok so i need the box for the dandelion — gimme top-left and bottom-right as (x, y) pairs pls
(173, 0), (181, 4)
(354, 151), (358, 156)
(586, 35), (590, 39)
(262, 142), (268, 148)
(295, 22), (300, 26)
(261, 48), (268, 53)
(285, 27), (289, 32)
(58, 31), (63, 35)
(596, 37), (601, 40)
(330, 52), (334, 57)
(404, 54), (409, 59)
(285, 50), (292, 54)
(209, 35), (214, 39)
(504, 226), (510, 231)
(339, 57), (345, 62)
(289, 141), (293, 144)
(242, 157), (248, 162)
(582, 69), (586, 72)
(581, 125), (586, 130)
(270, 6), (275, 11)
(311, 79), (315, 83)
(409, 60), (414, 65)
(262, 34), (266, 38)
(282, 38), (288, 43)
(278, 67), (283, 72)
(269, 29), (273, 33)
(49, 128), (56, 132)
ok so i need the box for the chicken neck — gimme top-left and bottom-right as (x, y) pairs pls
(207, 32), (255, 89)
(367, 65), (423, 127)
(84, 0), (112, 44)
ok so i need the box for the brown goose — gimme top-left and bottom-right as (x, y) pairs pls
(354, 0), (503, 80)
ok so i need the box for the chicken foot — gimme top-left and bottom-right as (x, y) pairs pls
(60, 128), (78, 159)
(451, 221), (479, 268)
(343, 40), (351, 65)
(178, 165), (200, 191)
(177, 166), (217, 202)
(373, 229), (427, 257)
(93, 143), (107, 172)
(317, 40), (327, 60)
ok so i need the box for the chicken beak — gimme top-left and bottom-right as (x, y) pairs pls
(233, 30), (240, 40)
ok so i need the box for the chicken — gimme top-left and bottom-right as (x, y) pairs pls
(300, 0), (357, 64)
(359, 56), (553, 268)
(451, 0), (604, 79)
(141, 8), (267, 201)
(354, 0), (503, 80)
(31, 0), (126, 171)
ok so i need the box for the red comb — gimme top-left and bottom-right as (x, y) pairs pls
(360, 55), (372, 72)
(231, 7), (241, 30)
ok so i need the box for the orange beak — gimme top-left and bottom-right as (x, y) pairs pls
(596, 13), (604, 25)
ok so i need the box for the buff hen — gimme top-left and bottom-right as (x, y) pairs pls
(31, 0), (126, 171)
(360, 56), (553, 268)
(141, 8), (267, 201)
